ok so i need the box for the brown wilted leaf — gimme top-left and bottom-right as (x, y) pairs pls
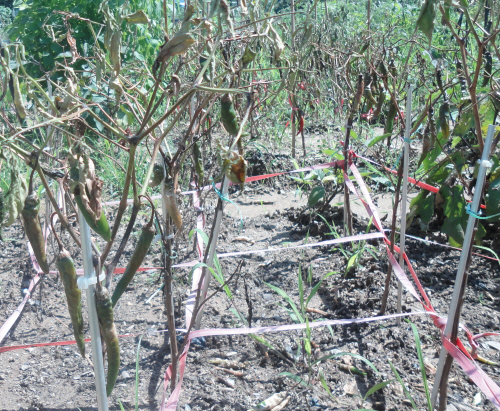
(152, 33), (195, 79)
(66, 31), (80, 64)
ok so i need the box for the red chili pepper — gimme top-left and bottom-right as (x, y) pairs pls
(298, 113), (304, 134)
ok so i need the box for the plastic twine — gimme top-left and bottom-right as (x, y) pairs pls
(465, 203), (500, 220)
(212, 181), (244, 230)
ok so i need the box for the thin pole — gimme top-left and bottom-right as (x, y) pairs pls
(79, 210), (108, 411)
(396, 85), (413, 325)
(194, 177), (230, 329)
(430, 124), (495, 409)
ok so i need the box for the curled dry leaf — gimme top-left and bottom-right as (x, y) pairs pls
(232, 236), (254, 244)
(216, 367), (244, 377)
(220, 0), (235, 37)
(68, 149), (103, 224)
(123, 10), (150, 25)
(208, 358), (247, 370)
(269, 25), (284, 62)
(66, 31), (80, 64)
(169, 74), (181, 96)
(161, 176), (183, 230)
(270, 397), (289, 411)
(58, 69), (77, 113)
(227, 154), (247, 186)
(109, 30), (121, 75)
(253, 392), (287, 411)
(153, 33), (196, 79)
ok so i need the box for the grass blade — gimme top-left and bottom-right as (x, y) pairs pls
(135, 334), (143, 411)
(406, 320), (432, 411)
(265, 282), (304, 323)
(389, 360), (418, 410)
(305, 271), (336, 308)
(364, 379), (394, 400)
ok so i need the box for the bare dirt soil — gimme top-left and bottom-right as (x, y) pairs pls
(1, 150), (500, 411)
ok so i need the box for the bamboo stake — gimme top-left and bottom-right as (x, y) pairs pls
(78, 210), (108, 411)
(430, 124), (495, 410)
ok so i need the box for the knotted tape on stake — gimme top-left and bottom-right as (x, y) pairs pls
(212, 181), (244, 230)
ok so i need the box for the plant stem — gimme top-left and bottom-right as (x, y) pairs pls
(379, 160), (403, 315)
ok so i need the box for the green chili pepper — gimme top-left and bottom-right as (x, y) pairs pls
(50, 213), (85, 357)
(221, 93), (239, 136)
(428, 106), (437, 148)
(96, 286), (120, 397)
(199, 55), (212, 83)
(436, 68), (444, 93)
(148, 162), (164, 188)
(389, 59), (397, 78)
(241, 45), (257, 68)
(111, 223), (155, 307)
(74, 193), (112, 242)
(363, 85), (377, 111)
(418, 123), (430, 168)
(359, 42), (369, 55)
(22, 193), (49, 273)
(482, 50), (492, 87)
(352, 74), (364, 113)
(378, 61), (388, 77)
(384, 101), (398, 135)
(439, 101), (450, 139)
(57, 248), (85, 357)
(193, 140), (204, 184)
(372, 89), (385, 121)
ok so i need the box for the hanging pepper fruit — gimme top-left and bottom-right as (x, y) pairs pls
(388, 59), (397, 78)
(112, 200), (155, 307)
(482, 50), (492, 87)
(148, 162), (164, 188)
(74, 191), (112, 242)
(162, 175), (182, 230)
(372, 89), (385, 121)
(384, 101), (398, 135)
(69, 151), (111, 242)
(96, 286), (120, 397)
(57, 248), (85, 356)
(428, 106), (437, 148)
(418, 123), (431, 168)
(439, 101), (450, 139)
(193, 140), (205, 184)
(221, 93), (240, 136)
(22, 159), (49, 273)
(436, 68), (444, 94)
(363, 76), (377, 112)
(50, 214), (85, 357)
